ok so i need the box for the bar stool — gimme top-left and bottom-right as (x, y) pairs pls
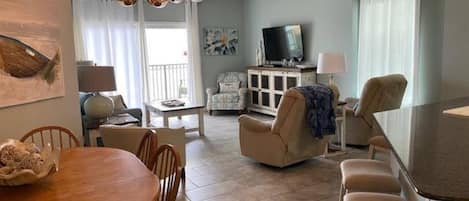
(340, 159), (401, 201)
(368, 136), (391, 159)
(344, 192), (405, 201)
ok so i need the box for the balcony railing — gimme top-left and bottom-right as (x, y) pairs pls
(147, 63), (188, 101)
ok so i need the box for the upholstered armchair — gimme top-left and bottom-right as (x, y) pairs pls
(206, 72), (248, 115)
(344, 74), (407, 145)
(239, 88), (336, 168)
(99, 126), (186, 169)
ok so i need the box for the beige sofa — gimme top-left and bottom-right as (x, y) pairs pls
(239, 88), (337, 168)
(99, 125), (186, 167)
(344, 74), (407, 145)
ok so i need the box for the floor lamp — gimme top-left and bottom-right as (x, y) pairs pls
(317, 53), (347, 88)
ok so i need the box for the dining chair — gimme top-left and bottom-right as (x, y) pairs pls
(136, 130), (158, 169)
(151, 144), (182, 201)
(20, 126), (80, 150)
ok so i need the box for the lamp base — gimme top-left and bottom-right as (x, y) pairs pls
(84, 93), (114, 120)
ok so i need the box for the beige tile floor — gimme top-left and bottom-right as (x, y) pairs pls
(150, 111), (371, 201)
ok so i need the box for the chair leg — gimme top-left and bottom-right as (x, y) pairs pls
(209, 110), (213, 116)
(339, 184), (346, 201)
(369, 145), (376, 159)
(181, 167), (186, 183)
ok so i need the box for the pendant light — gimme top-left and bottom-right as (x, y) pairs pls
(116, 0), (203, 8)
(117, 0), (138, 7)
(147, 0), (169, 8)
(169, 0), (185, 4)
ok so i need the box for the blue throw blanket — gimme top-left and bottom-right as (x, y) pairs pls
(295, 84), (336, 139)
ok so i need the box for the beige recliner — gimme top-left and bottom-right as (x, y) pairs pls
(239, 88), (338, 168)
(99, 125), (186, 168)
(344, 74), (407, 145)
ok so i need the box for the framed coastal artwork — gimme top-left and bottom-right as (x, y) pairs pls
(203, 28), (239, 56)
(0, 0), (65, 108)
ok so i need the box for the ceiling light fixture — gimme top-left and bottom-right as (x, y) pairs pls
(117, 0), (199, 8)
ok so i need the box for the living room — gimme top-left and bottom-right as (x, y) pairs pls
(1, 0), (468, 201)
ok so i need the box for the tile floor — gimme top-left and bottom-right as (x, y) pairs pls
(150, 112), (371, 201)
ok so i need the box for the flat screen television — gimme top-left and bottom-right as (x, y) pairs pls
(262, 25), (304, 62)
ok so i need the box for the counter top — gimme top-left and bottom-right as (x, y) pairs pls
(246, 66), (317, 72)
(374, 97), (469, 201)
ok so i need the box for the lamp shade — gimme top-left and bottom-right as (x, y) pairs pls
(78, 66), (116, 92)
(317, 53), (346, 74)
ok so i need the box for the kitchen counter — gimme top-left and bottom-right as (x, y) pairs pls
(374, 97), (469, 201)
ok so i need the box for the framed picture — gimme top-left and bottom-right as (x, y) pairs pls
(0, 0), (65, 108)
(203, 28), (239, 56)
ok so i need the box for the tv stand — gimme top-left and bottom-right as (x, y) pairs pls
(246, 66), (317, 116)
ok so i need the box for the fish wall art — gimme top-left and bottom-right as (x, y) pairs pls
(0, 0), (65, 108)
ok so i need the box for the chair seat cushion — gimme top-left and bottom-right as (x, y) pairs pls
(212, 93), (240, 103)
(344, 192), (405, 201)
(340, 159), (401, 193)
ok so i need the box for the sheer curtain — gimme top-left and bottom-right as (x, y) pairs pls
(185, 1), (204, 105)
(357, 0), (418, 106)
(73, 0), (144, 108)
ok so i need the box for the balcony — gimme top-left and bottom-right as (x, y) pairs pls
(147, 63), (188, 101)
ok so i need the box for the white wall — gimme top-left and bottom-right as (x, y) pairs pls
(441, 0), (469, 100)
(243, 0), (359, 98)
(0, 0), (82, 142)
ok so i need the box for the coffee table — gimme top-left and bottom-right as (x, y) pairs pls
(145, 101), (205, 136)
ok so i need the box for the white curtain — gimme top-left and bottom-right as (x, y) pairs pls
(357, 0), (418, 106)
(185, 1), (204, 105)
(73, 0), (144, 108)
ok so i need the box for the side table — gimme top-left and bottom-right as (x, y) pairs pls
(336, 101), (347, 151)
(326, 101), (347, 157)
(82, 113), (140, 146)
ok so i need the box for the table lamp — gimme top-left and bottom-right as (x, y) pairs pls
(317, 53), (347, 86)
(77, 66), (116, 120)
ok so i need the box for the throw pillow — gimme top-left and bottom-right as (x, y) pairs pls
(109, 95), (127, 111)
(219, 81), (240, 93)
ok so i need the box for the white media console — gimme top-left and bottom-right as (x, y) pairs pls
(247, 66), (317, 116)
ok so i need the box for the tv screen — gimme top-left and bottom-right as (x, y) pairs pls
(262, 25), (304, 62)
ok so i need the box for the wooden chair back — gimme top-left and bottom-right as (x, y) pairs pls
(151, 144), (182, 201)
(136, 130), (158, 169)
(20, 126), (80, 150)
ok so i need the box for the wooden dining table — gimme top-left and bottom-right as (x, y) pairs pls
(0, 147), (160, 201)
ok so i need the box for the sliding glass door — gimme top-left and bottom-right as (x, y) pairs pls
(144, 23), (189, 101)
(357, 0), (419, 106)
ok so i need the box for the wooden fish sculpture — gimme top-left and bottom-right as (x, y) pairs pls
(0, 35), (58, 83)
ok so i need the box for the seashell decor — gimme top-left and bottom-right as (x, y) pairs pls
(0, 139), (59, 186)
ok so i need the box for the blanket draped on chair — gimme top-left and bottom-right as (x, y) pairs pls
(295, 84), (336, 139)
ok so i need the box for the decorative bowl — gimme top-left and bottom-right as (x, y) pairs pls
(0, 141), (60, 186)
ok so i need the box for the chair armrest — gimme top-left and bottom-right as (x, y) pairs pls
(238, 115), (272, 133)
(114, 108), (143, 124)
(206, 87), (217, 95)
(238, 88), (248, 96)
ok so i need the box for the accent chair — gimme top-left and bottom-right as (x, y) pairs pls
(206, 72), (248, 115)
(344, 74), (407, 145)
(238, 87), (338, 168)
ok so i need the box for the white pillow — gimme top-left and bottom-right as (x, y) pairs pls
(219, 81), (240, 93)
(108, 95), (127, 111)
